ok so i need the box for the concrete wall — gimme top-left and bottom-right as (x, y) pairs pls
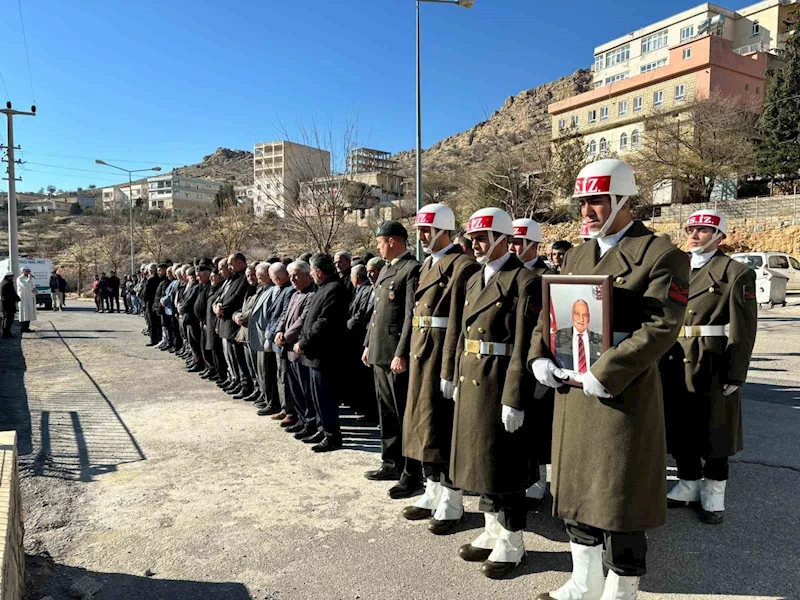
(0, 431), (23, 600)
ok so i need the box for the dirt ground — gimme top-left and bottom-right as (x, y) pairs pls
(1, 299), (798, 600)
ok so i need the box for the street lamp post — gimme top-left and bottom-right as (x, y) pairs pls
(95, 160), (161, 275)
(415, 0), (473, 259)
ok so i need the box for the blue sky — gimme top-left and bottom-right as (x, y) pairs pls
(1, 0), (718, 192)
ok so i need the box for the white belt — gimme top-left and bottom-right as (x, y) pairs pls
(679, 325), (727, 338)
(413, 316), (449, 329)
(464, 340), (514, 357)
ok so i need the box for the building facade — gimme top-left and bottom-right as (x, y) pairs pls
(147, 174), (225, 213)
(253, 140), (331, 217)
(101, 182), (149, 212)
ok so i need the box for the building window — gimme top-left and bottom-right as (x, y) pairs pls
(559, 118), (567, 131)
(632, 130), (641, 147)
(654, 90), (664, 106)
(571, 115), (579, 127)
(588, 110), (597, 123)
(594, 55), (604, 72)
(599, 138), (608, 154)
(604, 44), (630, 68)
(620, 132), (629, 150)
(680, 25), (695, 42)
(618, 101), (628, 116)
(641, 29), (669, 54)
(756, 86), (760, 93)
(640, 58), (668, 74)
(675, 84), (686, 100)
(604, 71), (629, 86)
(683, 48), (692, 60)
(600, 106), (609, 121)
(752, 20), (760, 36)
(633, 96), (643, 112)
(745, 84), (750, 91)
(588, 140), (597, 156)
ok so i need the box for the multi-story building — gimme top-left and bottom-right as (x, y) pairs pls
(346, 148), (399, 174)
(101, 182), (149, 212)
(253, 140), (331, 217)
(234, 184), (256, 212)
(15, 193), (96, 216)
(146, 174), (225, 213)
(591, 0), (799, 89)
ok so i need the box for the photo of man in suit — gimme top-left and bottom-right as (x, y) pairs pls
(554, 299), (603, 373)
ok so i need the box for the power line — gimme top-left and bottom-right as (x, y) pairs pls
(17, 150), (184, 166)
(18, 167), (123, 182)
(24, 161), (134, 175)
(0, 70), (9, 102)
(17, 0), (35, 102)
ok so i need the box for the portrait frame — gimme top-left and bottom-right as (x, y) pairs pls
(541, 275), (614, 388)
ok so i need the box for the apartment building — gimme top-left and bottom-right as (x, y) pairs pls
(253, 140), (331, 217)
(147, 174), (225, 213)
(592, 0), (799, 89)
(101, 182), (149, 212)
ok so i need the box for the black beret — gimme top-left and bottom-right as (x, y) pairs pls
(375, 220), (408, 239)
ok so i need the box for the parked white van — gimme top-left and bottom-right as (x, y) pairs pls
(731, 252), (800, 291)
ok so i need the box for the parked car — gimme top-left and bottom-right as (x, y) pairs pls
(0, 257), (55, 309)
(731, 252), (800, 292)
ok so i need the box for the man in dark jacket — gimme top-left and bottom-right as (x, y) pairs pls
(362, 221), (422, 499)
(257, 263), (295, 418)
(108, 271), (121, 313)
(346, 264), (375, 420)
(143, 264), (165, 347)
(335, 251), (355, 298)
(294, 253), (350, 452)
(203, 269), (227, 382)
(193, 265), (213, 376)
(214, 253), (251, 395)
(179, 266), (203, 372)
(1, 271), (21, 337)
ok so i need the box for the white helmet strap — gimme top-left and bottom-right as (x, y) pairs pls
(588, 195), (629, 239)
(476, 231), (507, 265)
(422, 226), (448, 255)
(689, 230), (723, 254)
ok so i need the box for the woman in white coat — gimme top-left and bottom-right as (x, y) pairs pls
(16, 267), (37, 332)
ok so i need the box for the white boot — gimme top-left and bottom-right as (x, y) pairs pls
(471, 512), (501, 550)
(700, 479), (726, 524)
(432, 487), (463, 522)
(549, 542), (605, 600)
(666, 479), (701, 507)
(486, 526), (525, 565)
(413, 478), (442, 510)
(599, 571), (639, 600)
(526, 464), (548, 501)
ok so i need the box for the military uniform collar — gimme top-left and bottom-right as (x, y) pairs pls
(431, 243), (454, 265)
(524, 256), (547, 270)
(390, 250), (411, 266)
(597, 220), (635, 256)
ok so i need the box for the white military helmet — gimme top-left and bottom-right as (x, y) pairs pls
(573, 159), (638, 239)
(465, 207), (514, 265)
(415, 203), (456, 255)
(685, 209), (727, 254)
(511, 218), (543, 259)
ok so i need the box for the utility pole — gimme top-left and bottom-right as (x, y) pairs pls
(1, 102), (37, 277)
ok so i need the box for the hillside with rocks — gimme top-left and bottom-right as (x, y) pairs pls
(172, 147), (254, 185)
(394, 69), (592, 175)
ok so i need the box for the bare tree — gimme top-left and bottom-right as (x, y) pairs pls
(201, 206), (253, 257)
(95, 220), (129, 274)
(627, 91), (759, 204)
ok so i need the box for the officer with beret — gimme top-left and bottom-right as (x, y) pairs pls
(362, 221), (424, 499)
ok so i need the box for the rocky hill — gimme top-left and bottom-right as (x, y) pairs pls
(395, 69), (592, 175)
(173, 147), (254, 185)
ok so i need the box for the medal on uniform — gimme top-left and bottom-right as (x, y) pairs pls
(388, 291), (396, 300)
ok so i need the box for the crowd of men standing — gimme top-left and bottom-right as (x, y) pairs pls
(126, 158), (757, 600)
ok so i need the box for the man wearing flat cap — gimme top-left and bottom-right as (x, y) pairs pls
(362, 220), (423, 498)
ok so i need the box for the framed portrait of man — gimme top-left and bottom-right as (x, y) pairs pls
(542, 275), (613, 387)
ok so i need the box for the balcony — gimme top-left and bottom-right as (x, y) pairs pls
(733, 41), (777, 55)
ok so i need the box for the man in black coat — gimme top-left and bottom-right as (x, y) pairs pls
(203, 269), (227, 381)
(179, 266), (203, 371)
(294, 253), (351, 452)
(192, 265), (213, 376)
(347, 264), (376, 420)
(108, 271), (121, 313)
(214, 253), (251, 395)
(143, 264), (165, 347)
(1, 271), (21, 337)
(335, 251), (355, 298)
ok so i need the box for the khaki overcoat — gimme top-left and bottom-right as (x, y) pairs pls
(530, 221), (689, 532)
(404, 247), (480, 464)
(660, 252), (757, 458)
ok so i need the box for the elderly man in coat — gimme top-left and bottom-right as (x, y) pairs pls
(17, 267), (38, 333)
(2, 271), (21, 337)
(531, 159), (689, 600)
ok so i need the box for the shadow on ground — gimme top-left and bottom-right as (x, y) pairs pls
(25, 552), (254, 600)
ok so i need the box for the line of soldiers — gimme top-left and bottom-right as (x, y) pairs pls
(363, 158), (757, 599)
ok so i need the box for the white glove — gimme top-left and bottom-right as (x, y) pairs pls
(532, 358), (569, 389)
(502, 406), (525, 433)
(723, 384), (740, 397)
(453, 386), (458, 403)
(576, 369), (612, 398)
(440, 379), (455, 400)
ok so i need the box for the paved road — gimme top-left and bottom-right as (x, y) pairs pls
(1, 300), (798, 600)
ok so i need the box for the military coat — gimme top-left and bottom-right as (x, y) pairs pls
(364, 252), (421, 368)
(660, 251), (757, 458)
(403, 246), (480, 464)
(530, 221), (689, 532)
(449, 254), (540, 494)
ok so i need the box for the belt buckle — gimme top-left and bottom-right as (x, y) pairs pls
(465, 339), (480, 354)
(691, 325), (702, 337)
(412, 316), (419, 328)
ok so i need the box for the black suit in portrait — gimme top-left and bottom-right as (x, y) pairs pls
(554, 327), (604, 372)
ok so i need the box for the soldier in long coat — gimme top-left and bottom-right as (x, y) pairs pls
(449, 207), (539, 580)
(661, 210), (757, 525)
(362, 221), (423, 499)
(509, 217), (555, 508)
(401, 204), (479, 535)
(531, 159), (689, 600)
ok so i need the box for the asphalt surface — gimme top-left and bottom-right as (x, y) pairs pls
(1, 299), (798, 600)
